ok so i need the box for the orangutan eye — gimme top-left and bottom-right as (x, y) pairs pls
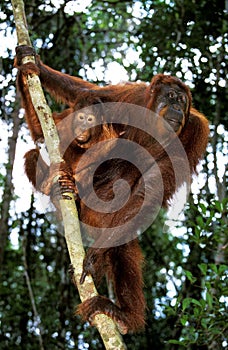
(77, 113), (85, 121)
(178, 94), (186, 104)
(87, 114), (95, 123)
(168, 90), (177, 99)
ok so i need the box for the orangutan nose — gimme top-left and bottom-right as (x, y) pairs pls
(172, 104), (181, 111)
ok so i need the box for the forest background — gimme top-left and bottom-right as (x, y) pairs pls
(0, 0), (227, 349)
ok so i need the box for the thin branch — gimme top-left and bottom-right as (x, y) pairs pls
(22, 230), (45, 350)
(0, 96), (20, 268)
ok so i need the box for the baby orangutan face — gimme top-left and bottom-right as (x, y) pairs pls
(73, 110), (97, 144)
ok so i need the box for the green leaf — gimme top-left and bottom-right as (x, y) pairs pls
(199, 202), (207, 214)
(196, 215), (204, 228)
(191, 298), (202, 308)
(205, 283), (213, 296)
(209, 263), (218, 274)
(201, 317), (209, 329)
(198, 263), (207, 275)
(182, 297), (203, 311)
(180, 314), (188, 326)
(205, 215), (213, 227)
(199, 299), (206, 308)
(218, 264), (228, 275)
(193, 306), (201, 318)
(214, 200), (223, 212)
(183, 297), (191, 310)
(206, 292), (213, 308)
(185, 270), (197, 284)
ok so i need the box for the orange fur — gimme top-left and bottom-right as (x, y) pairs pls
(15, 46), (209, 333)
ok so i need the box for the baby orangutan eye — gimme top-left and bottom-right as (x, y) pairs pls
(77, 112), (85, 121)
(87, 114), (96, 123)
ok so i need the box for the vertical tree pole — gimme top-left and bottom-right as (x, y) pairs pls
(11, 1), (126, 349)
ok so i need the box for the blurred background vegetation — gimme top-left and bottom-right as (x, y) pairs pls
(0, 0), (227, 349)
